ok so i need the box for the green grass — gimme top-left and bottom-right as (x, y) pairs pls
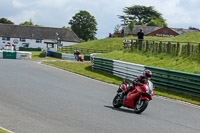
(71, 36), (169, 51)
(70, 33), (200, 74)
(96, 50), (200, 74)
(0, 128), (10, 133)
(43, 62), (122, 84)
(165, 32), (200, 42)
(43, 61), (200, 105)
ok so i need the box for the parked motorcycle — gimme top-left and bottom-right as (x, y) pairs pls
(113, 79), (154, 114)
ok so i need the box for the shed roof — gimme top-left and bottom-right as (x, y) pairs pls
(124, 25), (162, 35)
(0, 24), (80, 43)
(171, 28), (200, 35)
(123, 25), (199, 35)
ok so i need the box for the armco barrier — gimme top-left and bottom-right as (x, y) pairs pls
(3, 51), (16, 59)
(92, 57), (145, 80)
(62, 53), (76, 60)
(113, 60), (145, 80)
(51, 52), (62, 58)
(84, 55), (90, 61)
(0, 51), (3, 58)
(0, 51), (31, 59)
(16, 51), (32, 59)
(145, 66), (200, 97)
(93, 57), (200, 97)
(93, 57), (114, 74)
(48, 51), (90, 61)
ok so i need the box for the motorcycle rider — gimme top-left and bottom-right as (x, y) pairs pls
(135, 69), (152, 84)
(74, 50), (80, 56)
(126, 69), (152, 93)
(74, 50), (81, 60)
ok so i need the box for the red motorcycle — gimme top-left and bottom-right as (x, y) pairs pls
(113, 79), (154, 114)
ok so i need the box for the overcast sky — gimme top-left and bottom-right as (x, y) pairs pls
(0, 0), (200, 39)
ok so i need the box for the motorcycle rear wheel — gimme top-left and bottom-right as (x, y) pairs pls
(113, 94), (122, 108)
(134, 99), (149, 114)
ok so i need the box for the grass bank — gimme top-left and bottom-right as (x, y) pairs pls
(69, 34), (200, 74)
(166, 32), (200, 42)
(43, 61), (200, 105)
(96, 50), (200, 74)
(71, 36), (170, 51)
(0, 128), (11, 133)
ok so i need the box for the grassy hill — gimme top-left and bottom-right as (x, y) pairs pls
(70, 33), (200, 74)
(73, 36), (170, 50)
(73, 32), (200, 50)
(166, 32), (200, 42)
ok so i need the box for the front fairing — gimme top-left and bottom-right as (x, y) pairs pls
(135, 80), (154, 96)
(148, 80), (154, 96)
(146, 80), (154, 96)
(117, 84), (125, 92)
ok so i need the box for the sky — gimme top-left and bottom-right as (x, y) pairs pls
(0, 0), (200, 39)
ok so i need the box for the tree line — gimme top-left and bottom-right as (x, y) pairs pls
(0, 5), (169, 42)
(0, 18), (41, 26)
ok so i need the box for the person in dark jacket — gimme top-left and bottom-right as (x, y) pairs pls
(137, 28), (144, 46)
(137, 28), (144, 40)
(74, 50), (80, 60)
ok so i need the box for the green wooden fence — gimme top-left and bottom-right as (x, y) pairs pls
(123, 39), (200, 56)
(48, 51), (90, 61)
(59, 46), (112, 54)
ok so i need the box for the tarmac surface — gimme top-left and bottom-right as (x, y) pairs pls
(0, 59), (199, 133)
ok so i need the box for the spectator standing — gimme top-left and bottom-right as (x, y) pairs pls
(137, 28), (144, 46)
(109, 33), (112, 38)
(137, 28), (144, 40)
(121, 29), (124, 37)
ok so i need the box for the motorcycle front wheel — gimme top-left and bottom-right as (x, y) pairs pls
(134, 99), (149, 114)
(113, 94), (122, 108)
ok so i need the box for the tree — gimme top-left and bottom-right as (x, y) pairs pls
(119, 5), (167, 27)
(19, 19), (41, 27)
(128, 21), (136, 31)
(147, 18), (167, 27)
(69, 10), (98, 41)
(19, 21), (33, 26)
(0, 18), (14, 24)
(114, 24), (121, 33)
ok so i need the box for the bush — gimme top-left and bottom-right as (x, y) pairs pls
(39, 51), (46, 57)
(19, 47), (41, 51)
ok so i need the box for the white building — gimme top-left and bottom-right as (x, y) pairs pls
(0, 24), (80, 51)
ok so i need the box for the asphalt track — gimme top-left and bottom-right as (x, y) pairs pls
(0, 59), (199, 133)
